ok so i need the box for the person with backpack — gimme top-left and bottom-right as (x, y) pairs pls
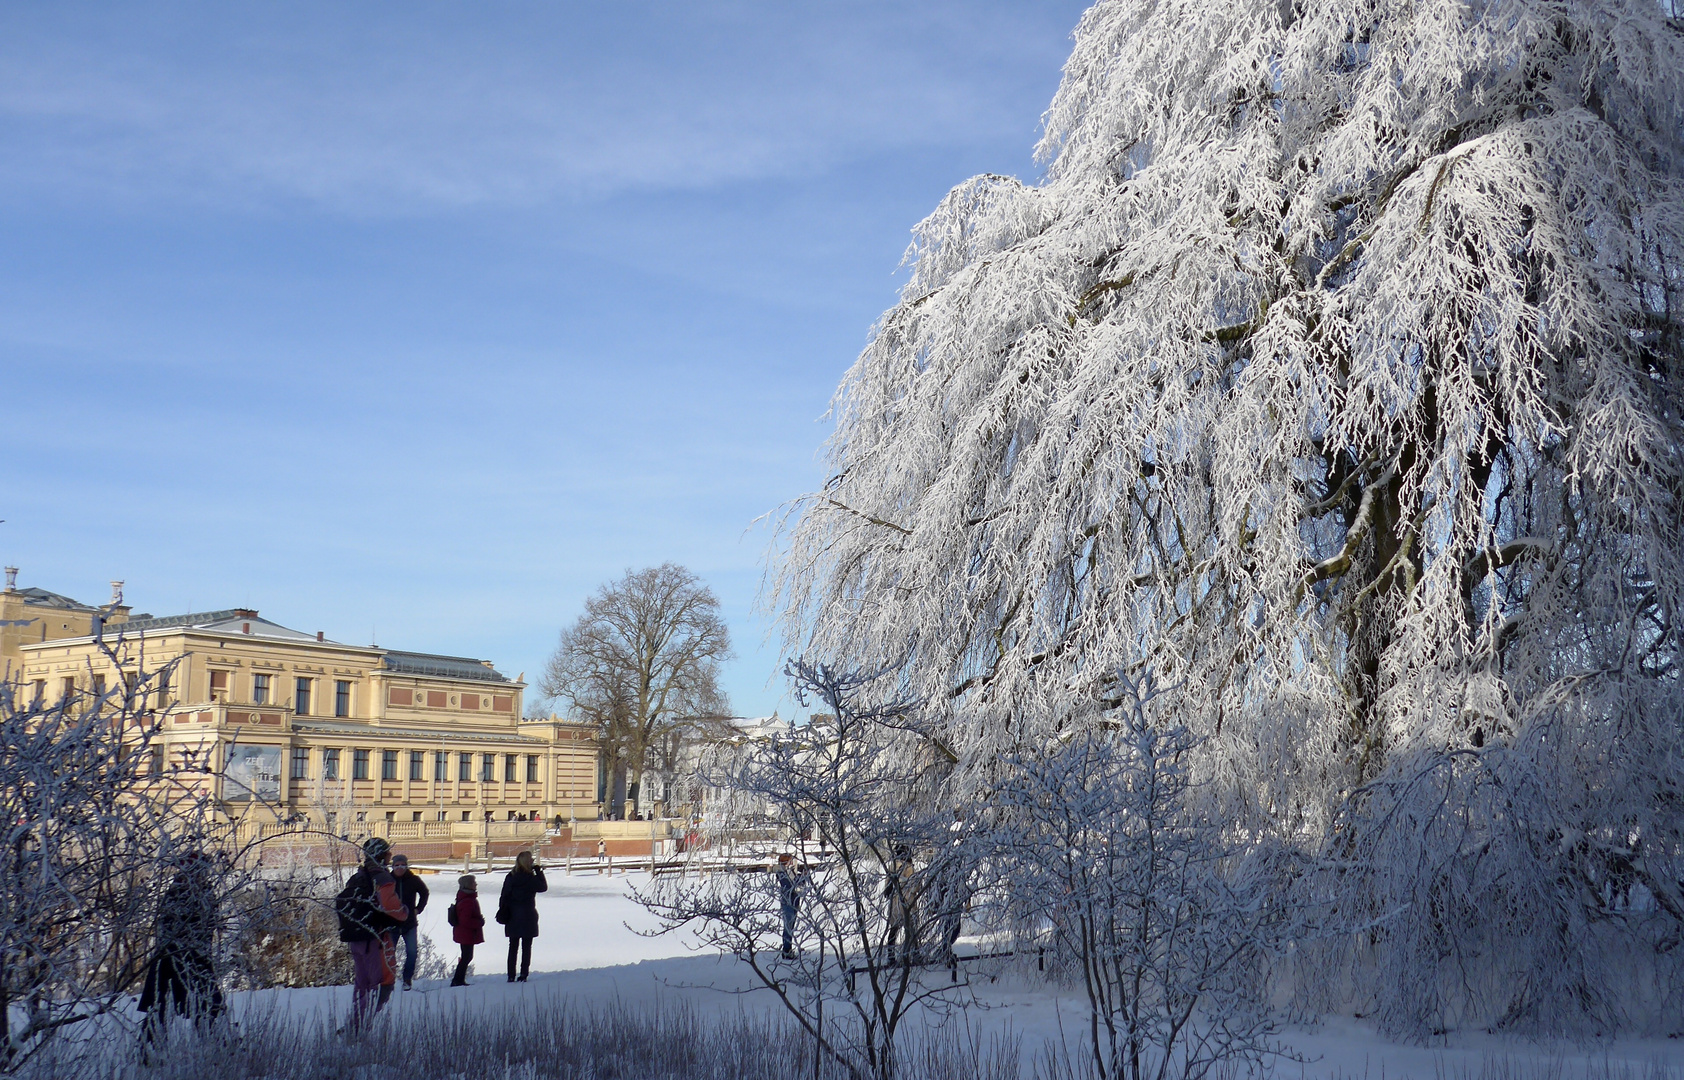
(495, 850), (547, 982)
(335, 837), (409, 1029)
(447, 874), (484, 987)
(389, 854), (429, 991)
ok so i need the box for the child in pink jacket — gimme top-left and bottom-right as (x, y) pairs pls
(449, 875), (485, 987)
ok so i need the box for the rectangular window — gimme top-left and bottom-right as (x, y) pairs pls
(434, 751), (448, 782)
(335, 680), (352, 717)
(409, 751), (424, 781)
(461, 810), (471, 822)
(155, 670), (170, 708)
(526, 755), (539, 783)
(323, 748), (340, 780)
(412, 811), (422, 822)
(480, 753), (494, 782)
(93, 673), (106, 698)
(504, 754), (517, 783)
(61, 676), (75, 701)
(295, 677), (312, 716)
(459, 752), (472, 782)
(384, 811), (395, 823)
(208, 670), (227, 697)
(252, 674), (270, 705)
(352, 749), (369, 780)
(381, 750), (398, 781)
(290, 746), (308, 780)
(437, 811), (447, 822)
(150, 748), (164, 775)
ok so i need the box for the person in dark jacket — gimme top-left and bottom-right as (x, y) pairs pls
(495, 850), (547, 981)
(776, 853), (808, 959)
(390, 853), (429, 990)
(449, 874), (485, 987)
(138, 852), (224, 1052)
(337, 837), (409, 1030)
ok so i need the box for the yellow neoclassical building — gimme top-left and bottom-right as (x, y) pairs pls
(4, 572), (603, 855)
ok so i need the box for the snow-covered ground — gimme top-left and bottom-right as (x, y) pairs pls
(233, 867), (1683, 1079)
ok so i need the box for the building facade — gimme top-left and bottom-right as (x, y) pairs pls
(6, 574), (602, 841)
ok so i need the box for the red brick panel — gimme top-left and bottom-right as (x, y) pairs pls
(390, 688), (413, 706)
(427, 691), (447, 708)
(493, 695), (512, 712)
(461, 695), (479, 711)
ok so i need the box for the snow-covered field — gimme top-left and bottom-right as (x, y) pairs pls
(205, 866), (1684, 1080)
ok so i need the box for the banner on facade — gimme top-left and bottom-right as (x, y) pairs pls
(225, 745), (282, 802)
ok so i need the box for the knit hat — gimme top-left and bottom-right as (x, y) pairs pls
(458, 875), (477, 893)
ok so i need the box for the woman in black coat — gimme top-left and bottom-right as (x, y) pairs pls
(496, 850), (547, 981)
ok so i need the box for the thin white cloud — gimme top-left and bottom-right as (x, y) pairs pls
(0, 3), (1081, 213)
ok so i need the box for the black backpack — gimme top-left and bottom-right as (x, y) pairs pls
(446, 902), (458, 927)
(335, 870), (382, 942)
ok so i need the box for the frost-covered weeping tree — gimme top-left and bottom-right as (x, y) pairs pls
(772, 0), (1684, 1036)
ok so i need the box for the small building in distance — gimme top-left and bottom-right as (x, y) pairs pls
(5, 571), (601, 857)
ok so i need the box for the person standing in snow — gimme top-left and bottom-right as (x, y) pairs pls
(389, 853), (429, 991)
(883, 844), (919, 964)
(336, 837), (409, 1029)
(138, 852), (224, 1052)
(495, 850), (547, 982)
(776, 853), (807, 959)
(448, 874), (484, 987)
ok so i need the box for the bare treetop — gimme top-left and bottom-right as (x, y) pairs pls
(542, 564), (731, 815)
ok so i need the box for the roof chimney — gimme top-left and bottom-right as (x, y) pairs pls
(110, 581), (124, 605)
(3, 567), (16, 592)
(316, 630), (324, 642)
(242, 622), (251, 634)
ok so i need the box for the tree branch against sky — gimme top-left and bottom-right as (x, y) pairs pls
(541, 564), (731, 816)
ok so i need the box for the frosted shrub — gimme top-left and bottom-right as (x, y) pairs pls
(639, 661), (973, 1080)
(992, 675), (1284, 1080)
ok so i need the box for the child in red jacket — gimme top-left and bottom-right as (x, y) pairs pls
(449, 875), (486, 987)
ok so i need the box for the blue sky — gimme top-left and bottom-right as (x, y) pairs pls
(0, 2), (1089, 719)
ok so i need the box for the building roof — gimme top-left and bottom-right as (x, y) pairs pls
(382, 650), (509, 683)
(22, 600), (515, 684)
(14, 587), (98, 612)
(114, 609), (324, 643)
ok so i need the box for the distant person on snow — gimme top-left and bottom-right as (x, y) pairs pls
(496, 850), (548, 982)
(389, 853), (429, 991)
(776, 853), (808, 959)
(884, 844), (919, 964)
(447, 874), (485, 987)
(138, 852), (224, 1052)
(336, 837), (409, 1029)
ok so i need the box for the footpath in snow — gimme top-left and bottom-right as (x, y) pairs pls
(237, 866), (1684, 1079)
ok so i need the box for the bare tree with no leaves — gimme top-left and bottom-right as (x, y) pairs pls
(541, 564), (731, 818)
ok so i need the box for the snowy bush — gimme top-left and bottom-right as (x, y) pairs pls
(0, 649), (187, 1066)
(990, 674), (1286, 1080)
(639, 661), (973, 1080)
